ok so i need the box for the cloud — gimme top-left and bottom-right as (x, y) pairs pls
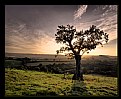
(5, 21), (62, 54)
(74, 5), (117, 41)
(74, 5), (88, 20)
(106, 39), (117, 47)
(5, 5), (75, 54)
(5, 5), (117, 55)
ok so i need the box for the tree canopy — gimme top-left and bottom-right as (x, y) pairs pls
(55, 24), (109, 58)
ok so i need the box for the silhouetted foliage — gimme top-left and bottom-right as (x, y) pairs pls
(55, 24), (109, 81)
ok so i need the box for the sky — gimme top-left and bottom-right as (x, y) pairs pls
(5, 5), (118, 56)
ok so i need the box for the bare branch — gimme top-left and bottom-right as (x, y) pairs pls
(81, 48), (88, 56)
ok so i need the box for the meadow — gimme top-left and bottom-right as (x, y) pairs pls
(5, 68), (118, 96)
(5, 53), (118, 96)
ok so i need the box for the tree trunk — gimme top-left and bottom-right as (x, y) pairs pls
(75, 55), (84, 81)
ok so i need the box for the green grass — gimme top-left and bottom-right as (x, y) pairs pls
(5, 68), (118, 96)
(5, 60), (21, 67)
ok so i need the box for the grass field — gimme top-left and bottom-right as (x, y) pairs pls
(5, 68), (118, 96)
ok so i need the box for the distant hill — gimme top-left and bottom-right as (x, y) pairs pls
(5, 53), (66, 59)
(5, 53), (117, 60)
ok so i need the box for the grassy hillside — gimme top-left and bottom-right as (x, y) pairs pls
(5, 68), (118, 96)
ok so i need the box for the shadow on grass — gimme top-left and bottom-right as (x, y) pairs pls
(69, 80), (91, 96)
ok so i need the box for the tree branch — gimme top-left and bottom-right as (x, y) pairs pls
(69, 41), (76, 55)
(81, 49), (88, 56)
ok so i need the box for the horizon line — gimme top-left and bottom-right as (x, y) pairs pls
(5, 52), (117, 56)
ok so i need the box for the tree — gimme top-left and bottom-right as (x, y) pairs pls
(55, 24), (109, 81)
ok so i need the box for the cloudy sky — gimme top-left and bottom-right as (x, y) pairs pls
(5, 5), (117, 56)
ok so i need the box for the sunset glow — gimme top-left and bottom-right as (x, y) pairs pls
(5, 5), (117, 56)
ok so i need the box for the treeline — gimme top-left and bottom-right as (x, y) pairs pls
(5, 57), (118, 77)
(82, 59), (118, 77)
(5, 57), (74, 74)
(14, 64), (69, 74)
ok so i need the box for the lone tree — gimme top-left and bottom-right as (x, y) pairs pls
(55, 24), (109, 81)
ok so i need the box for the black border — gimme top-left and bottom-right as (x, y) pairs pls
(0, 3), (5, 98)
(1, 0), (119, 5)
(1, 0), (120, 98)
